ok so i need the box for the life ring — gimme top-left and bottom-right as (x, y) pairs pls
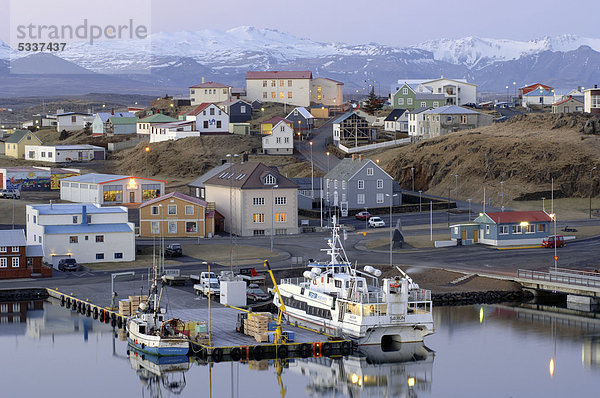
(277, 345), (288, 359)
(230, 347), (241, 361)
(369, 305), (375, 313)
(252, 345), (262, 361)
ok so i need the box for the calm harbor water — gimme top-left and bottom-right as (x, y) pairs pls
(0, 300), (598, 398)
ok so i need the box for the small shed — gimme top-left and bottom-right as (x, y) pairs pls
(473, 211), (551, 246)
(450, 223), (480, 245)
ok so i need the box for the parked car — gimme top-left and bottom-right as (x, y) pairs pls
(193, 272), (221, 297)
(165, 243), (183, 257)
(368, 216), (385, 228)
(542, 235), (565, 248)
(355, 211), (371, 220)
(0, 189), (20, 199)
(58, 258), (79, 272)
(247, 283), (269, 302)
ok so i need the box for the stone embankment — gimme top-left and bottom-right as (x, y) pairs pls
(433, 290), (534, 306)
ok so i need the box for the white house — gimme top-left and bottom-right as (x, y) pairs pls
(310, 77), (344, 106)
(56, 112), (94, 132)
(262, 120), (294, 155)
(246, 71), (313, 107)
(187, 103), (229, 134)
(391, 77), (477, 106)
(407, 107), (433, 139)
(60, 173), (167, 205)
(584, 85), (600, 114)
(190, 81), (232, 105)
(25, 145), (106, 163)
(149, 121), (197, 143)
(384, 109), (409, 132)
(26, 203), (135, 266)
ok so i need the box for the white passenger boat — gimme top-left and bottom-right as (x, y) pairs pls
(127, 257), (189, 356)
(274, 219), (434, 346)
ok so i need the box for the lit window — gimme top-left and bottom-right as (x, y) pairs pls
(275, 213), (287, 223)
(186, 221), (197, 233)
(69, 236), (78, 243)
(95, 235), (104, 243)
(280, 92), (284, 99)
(253, 213), (265, 223)
(288, 92), (292, 99)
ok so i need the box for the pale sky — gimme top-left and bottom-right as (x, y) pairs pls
(1, 0), (599, 47)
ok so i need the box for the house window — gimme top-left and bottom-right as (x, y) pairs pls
(142, 184), (161, 200)
(537, 224), (546, 232)
(288, 80), (292, 86)
(151, 206), (159, 215)
(71, 116), (76, 123)
(72, 216), (78, 224)
(398, 98), (404, 105)
(69, 236), (78, 243)
(288, 92), (292, 99)
(223, 88), (227, 94)
(11, 257), (19, 268)
(460, 115), (468, 124)
(284, 137), (289, 143)
(210, 107), (215, 115)
(253, 197), (265, 206)
(407, 98), (413, 105)
(103, 185), (123, 203)
(0, 258), (6, 268)
(275, 196), (287, 205)
(168, 221), (177, 234)
(367, 168), (374, 176)
(264, 175), (277, 185)
(377, 179), (384, 189)
(168, 205), (177, 215)
(334, 180), (338, 189)
(114, 253), (123, 259)
(11, 246), (18, 253)
(433, 102), (439, 107)
(421, 102), (426, 107)
(41, 152), (45, 158)
(253, 229), (265, 236)
(485, 225), (490, 235)
(191, 89), (195, 94)
(263, 80), (267, 87)
(96, 253), (104, 260)
(95, 235), (104, 243)
(203, 121), (208, 129)
(454, 227), (459, 234)
(87, 215), (92, 224)
(276, 137), (281, 144)
(38, 236), (41, 243)
(280, 92), (284, 99)
(525, 224), (535, 234)
(511, 225), (522, 234)
(357, 180), (364, 189)
(275, 213), (287, 223)
(150, 221), (160, 234)
(185, 205), (194, 215)
(263, 92), (268, 99)
(186, 221), (197, 233)
(357, 194), (365, 204)
(499, 225), (509, 235)
(0, 247), (5, 253)
(241, 105), (246, 113)
(447, 116), (453, 122)
(342, 180), (346, 190)
(403, 88), (408, 95)
(280, 80), (284, 87)
(271, 92), (276, 99)
(253, 213), (265, 223)
(376, 193), (384, 203)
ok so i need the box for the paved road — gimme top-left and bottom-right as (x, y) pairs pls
(295, 118), (340, 173)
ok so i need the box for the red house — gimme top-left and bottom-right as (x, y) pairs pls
(0, 229), (50, 279)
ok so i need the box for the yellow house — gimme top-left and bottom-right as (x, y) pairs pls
(260, 117), (293, 135)
(4, 130), (42, 159)
(138, 191), (215, 238)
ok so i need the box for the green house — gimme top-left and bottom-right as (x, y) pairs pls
(392, 83), (445, 110)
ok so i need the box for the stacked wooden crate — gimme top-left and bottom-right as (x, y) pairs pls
(243, 312), (274, 342)
(118, 299), (131, 316)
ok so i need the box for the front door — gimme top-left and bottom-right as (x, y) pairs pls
(129, 192), (135, 203)
(474, 230), (478, 243)
(78, 151), (83, 161)
(461, 230), (467, 241)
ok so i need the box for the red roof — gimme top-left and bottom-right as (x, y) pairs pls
(485, 211), (551, 224)
(261, 117), (292, 126)
(190, 82), (231, 89)
(246, 71), (313, 80)
(552, 96), (583, 106)
(187, 103), (212, 116)
(521, 83), (553, 95)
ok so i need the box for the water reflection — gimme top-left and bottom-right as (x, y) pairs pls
(128, 347), (191, 398)
(289, 343), (434, 397)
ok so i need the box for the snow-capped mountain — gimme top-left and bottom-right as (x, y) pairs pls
(412, 34), (600, 69)
(1, 27), (600, 96)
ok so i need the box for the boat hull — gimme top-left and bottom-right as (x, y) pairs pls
(128, 322), (189, 357)
(284, 310), (434, 346)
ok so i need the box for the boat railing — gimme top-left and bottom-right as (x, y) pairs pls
(408, 289), (431, 302)
(340, 291), (386, 304)
(280, 277), (310, 286)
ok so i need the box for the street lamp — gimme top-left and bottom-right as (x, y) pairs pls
(590, 167), (597, 219)
(271, 184), (279, 252)
(549, 213), (557, 271)
(454, 174), (459, 199)
(364, 207), (368, 232)
(144, 146), (150, 178)
(500, 181), (504, 211)
(512, 82), (516, 105)
(418, 190), (422, 212)
(505, 85), (509, 104)
(310, 141), (314, 198)
(411, 167), (415, 192)
(467, 198), (472, 221)
(385, 193), (399, 267)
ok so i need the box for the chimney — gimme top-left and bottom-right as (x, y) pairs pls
(81, 205), (87, 225)
(202, 77), (205, 84)
(111, 108), (114, 115)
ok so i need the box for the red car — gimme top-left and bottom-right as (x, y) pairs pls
(355, 211), (371, 220)
(542, 235), (565, 248)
